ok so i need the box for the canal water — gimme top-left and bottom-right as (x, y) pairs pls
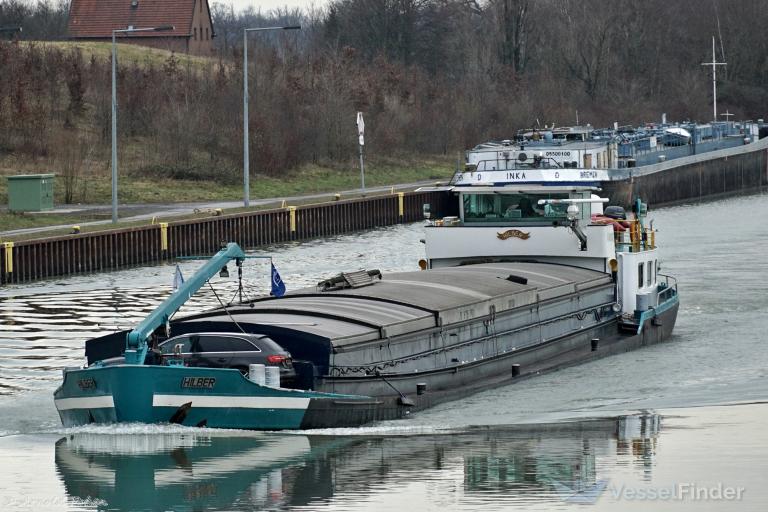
(1, 193), (767, 510)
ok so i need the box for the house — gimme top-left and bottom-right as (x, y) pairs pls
(67, 0), (215, 55)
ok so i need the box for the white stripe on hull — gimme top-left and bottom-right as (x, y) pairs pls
(55, 396), (115, 411)
(152, 395), (311, 410)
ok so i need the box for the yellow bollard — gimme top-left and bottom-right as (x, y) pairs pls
(397, 192), (404, 217)
(159, 222), (168, 251)
(3, 242), (13, 275)
(288, 206), (297, 232)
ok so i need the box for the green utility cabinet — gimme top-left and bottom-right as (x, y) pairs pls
(7, 174), (55, 212)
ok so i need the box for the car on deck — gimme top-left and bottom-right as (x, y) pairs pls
(157, 332), (296, 386)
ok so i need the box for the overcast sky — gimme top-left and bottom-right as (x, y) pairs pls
(212, 0), (329, 13)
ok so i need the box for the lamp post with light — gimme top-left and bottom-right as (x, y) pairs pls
(242, 25), (301, 208)
(111, 25), (174, 223)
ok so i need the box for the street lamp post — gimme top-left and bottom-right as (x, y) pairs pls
(243, 25), (301, 208)
(111, 25), (173, 223)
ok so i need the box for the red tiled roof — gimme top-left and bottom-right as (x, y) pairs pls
(68, 0), (210, 38)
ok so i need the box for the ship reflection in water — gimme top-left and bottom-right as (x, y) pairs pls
(54, 414), (660, 511)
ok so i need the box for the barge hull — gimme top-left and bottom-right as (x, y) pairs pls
(309, 302), (678, 422)
(56, 302), (676, 429)
(54, 365), (386, 429)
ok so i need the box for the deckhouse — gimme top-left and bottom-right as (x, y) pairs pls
(421, 158), (670, 320)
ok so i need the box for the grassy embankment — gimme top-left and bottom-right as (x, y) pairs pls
(0, 42), (455, 238)
(20, 40), (213, 69)
(0, 154), (454, 239)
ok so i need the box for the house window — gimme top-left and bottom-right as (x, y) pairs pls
(638, 263), (644, 288)
(193, 27), (197, 40)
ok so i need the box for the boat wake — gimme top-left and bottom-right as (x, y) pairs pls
(46, 422), (268, 438)
(280, 424), (462, 437)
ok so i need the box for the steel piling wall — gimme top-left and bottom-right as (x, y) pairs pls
(603, 145), (768, 208)
(1, 191), (451, 285)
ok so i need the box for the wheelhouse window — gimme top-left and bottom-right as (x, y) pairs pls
(462, 192), (570, 223)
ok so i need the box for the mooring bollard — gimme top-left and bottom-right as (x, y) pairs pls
(416, 382), (427, 395)
(511, 363), (521, 377)
(288, 206), (297, 233)
(591, 338), (599, 351)
(159, 222), (169, 253)
(3, 241), (13, 280)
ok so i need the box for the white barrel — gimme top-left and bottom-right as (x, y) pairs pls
(248, 364), (266, 386)
(265, 366), (281, 388)
(636, 292), (654, 311)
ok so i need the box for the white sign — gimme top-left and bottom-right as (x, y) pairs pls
(454, 168), (610, 184)
(356, 112), (365, 146)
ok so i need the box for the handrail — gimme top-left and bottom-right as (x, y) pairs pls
(657, 273), (678, 304)
(470, 157), (563, 172)
(613, 219), (656, 251)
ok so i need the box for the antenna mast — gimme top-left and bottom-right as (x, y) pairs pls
(701, 36), (726, 122)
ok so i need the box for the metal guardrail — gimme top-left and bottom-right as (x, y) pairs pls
(657, 274), (678, 305)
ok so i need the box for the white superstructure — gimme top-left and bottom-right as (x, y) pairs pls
(420, 162), (664, 318)
(466, 126), (617, 171)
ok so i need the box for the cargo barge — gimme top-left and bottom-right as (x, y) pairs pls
(54, 163), (678, 429)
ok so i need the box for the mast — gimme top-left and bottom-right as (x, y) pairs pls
(701, 36), (726, 122)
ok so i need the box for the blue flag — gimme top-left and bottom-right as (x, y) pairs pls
(271, 262), (286, 297)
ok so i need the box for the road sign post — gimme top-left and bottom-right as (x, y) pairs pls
(357, 112), (365, 193)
